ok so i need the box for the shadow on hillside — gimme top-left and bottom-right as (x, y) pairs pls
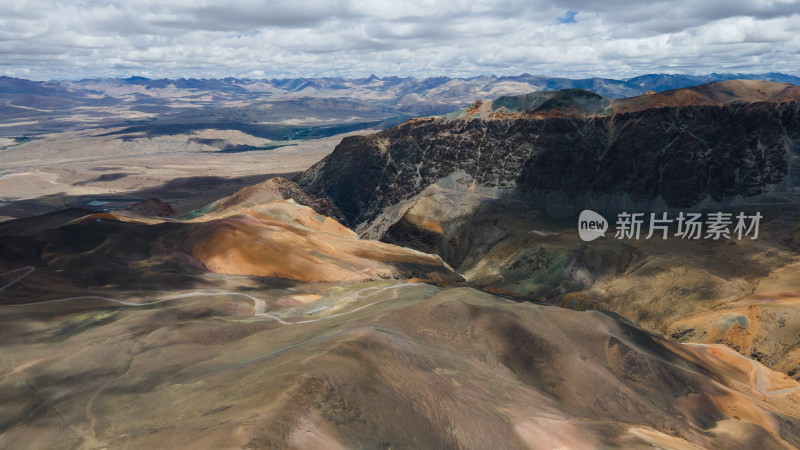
(0, 172), (302, 221)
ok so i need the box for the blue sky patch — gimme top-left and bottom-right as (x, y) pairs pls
(556, 10), (579, 24)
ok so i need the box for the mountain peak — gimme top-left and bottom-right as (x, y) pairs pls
(606, 79), (800, 114)
(451, 79), (800, 120)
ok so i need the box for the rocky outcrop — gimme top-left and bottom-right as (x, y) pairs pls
(299, 94), (800, 228)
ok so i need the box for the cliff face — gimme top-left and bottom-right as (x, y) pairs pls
(299, 100), (800, 228)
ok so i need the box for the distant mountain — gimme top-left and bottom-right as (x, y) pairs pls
(0, 76), (72, 96)
(44, 71), (800, 114)
(625, 72), (800, 92)
(2, 72), (798, 124)
(0, 76), (116, 109)
(2, 72), (798, 154)
(452, 79), (800, 119)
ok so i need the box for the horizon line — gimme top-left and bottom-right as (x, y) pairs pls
(2, 71), (799, 83)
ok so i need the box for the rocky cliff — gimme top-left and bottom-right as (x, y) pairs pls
(299, 84), (800, 229)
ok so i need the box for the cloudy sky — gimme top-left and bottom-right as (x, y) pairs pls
(1, 0), (798, 80)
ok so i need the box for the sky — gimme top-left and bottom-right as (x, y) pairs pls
(0, 0), (798, 80)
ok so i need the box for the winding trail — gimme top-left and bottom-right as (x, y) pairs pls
(0, 265), (35, 291)
(292, 282), (423, 324)
(683, 342), (800, 396)
(1, 266), (424, 326)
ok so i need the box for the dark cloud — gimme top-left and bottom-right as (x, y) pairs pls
(0, 0), (797, 80)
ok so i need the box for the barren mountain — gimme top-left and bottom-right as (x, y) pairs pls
(606, 80), (800, 114)
(3, 225), (800, 447)
(299, 80), (800, 226)
(0, 192), (457, 293)
(296, 80), (800, 381)
(455, 80), (800, 119)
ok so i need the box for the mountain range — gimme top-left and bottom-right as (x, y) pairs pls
(3, 72), (800, 118)
(296, 79), (800, 382)
(2, 77), (800, 447)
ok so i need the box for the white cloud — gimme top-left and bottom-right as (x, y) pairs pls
(0, 0), (797, 80)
